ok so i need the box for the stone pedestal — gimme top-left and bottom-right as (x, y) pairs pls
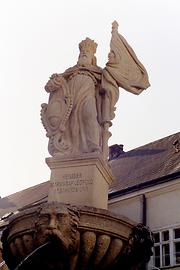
(46, 154), (113, 209)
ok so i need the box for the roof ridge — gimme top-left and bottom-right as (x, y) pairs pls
(123, 131), (180, 154)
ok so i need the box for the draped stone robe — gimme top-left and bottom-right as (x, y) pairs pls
(44, 65), (108, 156)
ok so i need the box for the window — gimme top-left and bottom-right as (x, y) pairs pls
(151, 227), (180, 269)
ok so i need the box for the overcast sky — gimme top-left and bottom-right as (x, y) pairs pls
(0, 0), (179, 197)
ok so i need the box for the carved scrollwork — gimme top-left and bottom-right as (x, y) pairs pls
(41, 74), (73, 156)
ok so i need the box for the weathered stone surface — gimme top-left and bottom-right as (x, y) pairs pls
(1, 202), (153, 270)
(47, 154), (113, 209)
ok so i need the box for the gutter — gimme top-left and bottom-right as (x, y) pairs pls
(108, 171), (180, 200)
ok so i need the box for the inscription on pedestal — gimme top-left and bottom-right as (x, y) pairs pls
(47, 156), (112, 208)
(50, 172), (93, 194)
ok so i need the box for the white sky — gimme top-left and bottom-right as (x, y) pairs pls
(0, 0), (179, 197)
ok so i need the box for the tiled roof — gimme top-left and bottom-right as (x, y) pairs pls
(109, 132), (180, 194)
(0, 181), (49, 220)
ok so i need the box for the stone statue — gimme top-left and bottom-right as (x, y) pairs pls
(41, 21), (150, 159)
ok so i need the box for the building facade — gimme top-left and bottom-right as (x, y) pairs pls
(108, 132), (180, 269)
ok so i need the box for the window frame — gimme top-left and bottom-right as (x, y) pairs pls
(151, 226), (180, 269)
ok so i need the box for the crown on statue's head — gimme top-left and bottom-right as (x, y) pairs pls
(79, 38), (97, 54)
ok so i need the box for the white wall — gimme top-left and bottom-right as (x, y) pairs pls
(108, 178), (180, 230)
(147, 186), (180, 230)
(108, 195), (142, 223)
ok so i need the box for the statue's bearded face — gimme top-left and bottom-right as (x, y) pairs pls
(77, 50), (93, 66)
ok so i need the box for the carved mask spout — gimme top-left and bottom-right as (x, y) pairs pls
(35, 205), (80, 256)
(43, 212), (70, 252)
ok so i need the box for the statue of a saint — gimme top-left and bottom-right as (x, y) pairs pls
(41, 21), (150, 159)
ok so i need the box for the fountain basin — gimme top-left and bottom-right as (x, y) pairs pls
(1, 202), (153, 270)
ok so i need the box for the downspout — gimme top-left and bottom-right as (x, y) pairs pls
(142, 194), (147, 270)
(142, 194), (147, 226)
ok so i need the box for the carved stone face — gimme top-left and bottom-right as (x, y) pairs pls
(77, 50), (93, 66)
(35, 205), (79, 253)
(37, 211), (69, 237)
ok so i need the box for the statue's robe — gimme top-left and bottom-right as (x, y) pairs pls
(47, 65), (104, 156)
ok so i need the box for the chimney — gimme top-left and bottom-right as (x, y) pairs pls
(173, 139), (180, 153)
(109, 144), (125, 161)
